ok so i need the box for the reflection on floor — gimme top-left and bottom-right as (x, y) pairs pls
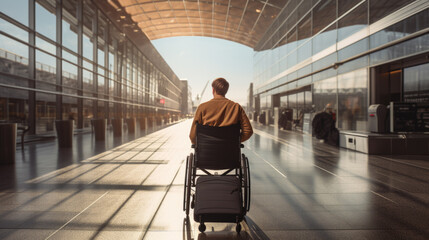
(0, 119), (428, 239)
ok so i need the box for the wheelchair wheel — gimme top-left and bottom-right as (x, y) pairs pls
(183, 153), (193, 216)
(241, 154), (251, 212)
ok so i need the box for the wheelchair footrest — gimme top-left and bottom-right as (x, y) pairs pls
(194, 176), (243, 223)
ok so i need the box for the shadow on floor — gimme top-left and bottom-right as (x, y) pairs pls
(182, 216), (269, 240)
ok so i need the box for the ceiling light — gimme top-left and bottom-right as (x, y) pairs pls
(256, 9), (261, 13)
(134, 29), (139, 32)
(120, 15), (126, 19)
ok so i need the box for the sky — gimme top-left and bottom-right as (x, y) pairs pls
(152, 36), (254, 106)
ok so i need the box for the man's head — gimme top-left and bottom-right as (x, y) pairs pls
(212, 78), (229, 96)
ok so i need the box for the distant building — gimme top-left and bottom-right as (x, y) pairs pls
(180, 80), (193, 115)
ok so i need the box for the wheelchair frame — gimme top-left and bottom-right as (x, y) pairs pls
(183, 124), (251, 233)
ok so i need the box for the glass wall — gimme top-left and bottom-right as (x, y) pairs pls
(253, 0), (429, 131)
(403, 63), (429, 103)
(0, 0), (183, 134)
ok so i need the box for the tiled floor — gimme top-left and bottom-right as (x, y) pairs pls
(0, 120), (428, 239)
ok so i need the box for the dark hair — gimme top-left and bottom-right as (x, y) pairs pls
(212, 78), (229, 96)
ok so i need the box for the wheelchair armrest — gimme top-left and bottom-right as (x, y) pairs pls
(240, 144), (244, 148)
(191, 144), (195, 148)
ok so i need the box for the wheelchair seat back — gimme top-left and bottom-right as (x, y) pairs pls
(196, 123), (241, 170)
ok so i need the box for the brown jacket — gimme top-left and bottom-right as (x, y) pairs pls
(189, 96), (253, 144)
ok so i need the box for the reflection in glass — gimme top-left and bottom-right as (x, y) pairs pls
(0, 0), (28, 26)
(83, 35), (93, 61)
(313, 77), (337, 113)
(98, 48), (105, 67)
(313, 27), (336, 55)
(369, 0), (409, 24)
(36, 37), (56, 55)
(62, 60), (77, 91)
(62, 96), (78, 123)
(312, 0), (336, 35)
(0, 18), (27, 42)
(0, 35), (28, 78)
(62, 0), (78, 52)
(338, 69), (367, 131)
(403, 63), (429, 103)
(36, 50), (56, 87)
(98, 68), (105, 94)
(0, 89), (28, 123)
(36, 1), (56, 40)
(338, 0), (367, 42)
(83, 99), (93, 128)
(36, 93), (56, 133)
(83, 1), (94, 61)
(83, 69), (93, 91)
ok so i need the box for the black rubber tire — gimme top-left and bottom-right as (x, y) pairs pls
(199, 223), (206, 233)
(184, 153), (193, 216)
(183, 156), (189, 212)
(241, 154), (251, 212)
(236, 223), (241, 233)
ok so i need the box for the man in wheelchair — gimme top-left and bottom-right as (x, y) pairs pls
(189, 77), (253, 144)
(184, 78), (253, 233)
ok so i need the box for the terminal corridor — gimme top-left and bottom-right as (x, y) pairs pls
(0, 120), (428, 240)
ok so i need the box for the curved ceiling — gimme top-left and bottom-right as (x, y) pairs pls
(115, 0), (287, 48)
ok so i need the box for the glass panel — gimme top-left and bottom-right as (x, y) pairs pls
(83, 69), (93, 91)
(36, 92), (56, 133)
(312, 76), (337, 113)
(370, 34), (429, 66)
(280, 95), (288, 107)
(312, 0), (336, 35)
(338, 55), (368, 75)
(338, 0), (367, 41)
(370, 9), (429, 49)
(98, 67), (105, 94)
(36, 0), (56, 41)
(338, 38), (368, 61)
(297, 14), (311, 41)
(338, 0), (363, 16)
(83, 35), (93, 61)
(297, 92), (304, 108)
(305, 90), (312, 107)
(36, 37), (56, 55)
(62, 0), (78, 52)
(286, 29), (297, 68)
(36, 50), (56, 89)
(313, 26), (336, 55)
(403, 63), (429, 103)
(83, 1), (94, 60)
(62, 96), (78, 125)
(0, 89), (28, 124)
(83, 99), (93, 128)
(369, 0), (410, 24)
(0, 35), (28, 78)
(108, 51), (114, 80)
(0, 18), (27, 42)
(62, 60), (78, 91)
(98, 48), (105, 67)
(0, 0), (28, 26)
(338, 68), (368, 131)
(63, 50), (77, 64)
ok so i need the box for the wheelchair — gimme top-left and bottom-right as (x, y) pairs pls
(183, 123), (251, 233)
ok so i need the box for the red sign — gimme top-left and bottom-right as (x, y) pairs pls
(159, 98), (165, 104)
